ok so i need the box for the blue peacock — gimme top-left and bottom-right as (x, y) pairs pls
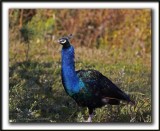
(58, 35), (134, 122)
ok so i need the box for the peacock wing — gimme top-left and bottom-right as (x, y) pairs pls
(76, 69), (130, 102)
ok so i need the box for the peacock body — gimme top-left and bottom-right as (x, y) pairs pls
(58, 35), (134, 122)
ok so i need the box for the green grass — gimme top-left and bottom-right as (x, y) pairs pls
(9, 41), (151, 123)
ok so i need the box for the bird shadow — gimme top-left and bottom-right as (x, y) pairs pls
(9, 60), (81, 123)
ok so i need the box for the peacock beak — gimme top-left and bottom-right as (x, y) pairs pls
(58, 39), (63, 45)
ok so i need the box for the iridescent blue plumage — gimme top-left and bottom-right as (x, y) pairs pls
(58, 35), (134, 122)
(61, 45), (84, 95)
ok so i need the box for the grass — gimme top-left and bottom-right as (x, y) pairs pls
(9, 40), (151, 123)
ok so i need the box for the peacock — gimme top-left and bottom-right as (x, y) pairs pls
(58, 35), (135, 122)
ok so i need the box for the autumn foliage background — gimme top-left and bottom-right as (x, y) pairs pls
(9, 9), (151, 122)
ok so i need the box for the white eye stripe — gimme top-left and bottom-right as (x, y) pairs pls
(61, 40), (66, 43)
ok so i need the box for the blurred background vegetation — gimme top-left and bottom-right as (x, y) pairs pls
(9, 9), (151, 123)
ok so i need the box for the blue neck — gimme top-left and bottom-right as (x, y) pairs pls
(61, 45), (80, 95)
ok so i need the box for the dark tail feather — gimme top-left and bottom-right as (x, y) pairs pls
(108, 99), (120, 105)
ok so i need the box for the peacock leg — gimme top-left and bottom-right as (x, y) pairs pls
(86, 108), (94, 122)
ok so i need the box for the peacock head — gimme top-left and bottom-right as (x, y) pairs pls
(58, 34), (73, 48)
